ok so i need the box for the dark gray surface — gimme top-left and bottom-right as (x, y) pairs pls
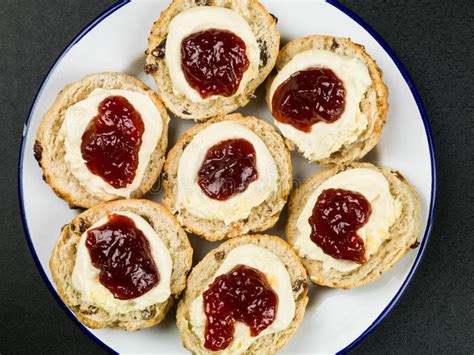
(0, 0), (472, 353)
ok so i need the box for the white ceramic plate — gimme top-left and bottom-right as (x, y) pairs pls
(19, 0), (436, 353)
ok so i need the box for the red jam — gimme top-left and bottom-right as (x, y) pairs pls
(81, 95), (144, 189)
(309, 188), (372, 263)
(271, 67), (346, 132)
(181, 29), (250, 98)
(203, 265), (278, 351)
(85, 213), (159, 300)
(197, 138), (258, 201)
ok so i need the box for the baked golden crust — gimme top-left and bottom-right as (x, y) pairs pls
(163, 113), (292, 241)
(146, 0), (280, 120)
(35, 72), (169, 208)
(265, 35), (389, 166)
(286, 162), (420, 289)
(49, 199), (192, 330)
(176, 234), (308, 354)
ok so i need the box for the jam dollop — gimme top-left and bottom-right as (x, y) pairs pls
(197, 138), (258, 201)
(272, 67), (346, 132)
(309, 188), (372, 263)
(81, 95), (144, 189)
(181, 29), (250, 98)
(85, 213), (159, 300)
(203, 264), (278, 351)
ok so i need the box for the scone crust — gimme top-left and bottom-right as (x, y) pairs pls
(34, 72), (169, 209)
(49, 199), (192, 330)
(286, 162), (420, 289)
(176, 234), (308, 355)
(146, 0), (280, 120)
(163, 113), (292, 241)
(265, 35), (389, 166)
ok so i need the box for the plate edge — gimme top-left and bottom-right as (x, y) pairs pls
(17, 1), (131, 354)
(325, 0), (437, 353)
(17, 0), (438, 354)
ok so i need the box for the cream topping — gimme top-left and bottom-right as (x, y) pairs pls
(294, 168), (401, 272)
(165, 6), (260, 102)
(60, 88), (163, 200)
(189, 245), (295, 354)
(71, 211), (172, 314)
(269, 49), (372, 161)
(176, 121), (278, 225)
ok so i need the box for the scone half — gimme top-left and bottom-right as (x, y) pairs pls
(35, 72), (169, 208)
(286, 162), (420, 289)
(177, 234), (308, 354)
(163, 113), (292, 241)
(49, 199), (192, 330)
(146, 0), (279, 120)
(266, 35), (388, 166)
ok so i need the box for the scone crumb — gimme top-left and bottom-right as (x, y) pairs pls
(145, 63), (158, 74)
(258, 39), (269, 68)
(81, 306), (99, 315)
(151, 39), (167, 59)
(195, 0), (211, 6)
(292, 279), (306, 297)
(214, 250), (226, 261)
(78, 218), (90, 234)
(142, 308), (156, 320)
(33, 140), (43, 162)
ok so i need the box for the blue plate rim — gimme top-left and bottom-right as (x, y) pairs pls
(17, 0), (437, 354)
(17, 1), (130, 354)
(324, 0), (437, 353)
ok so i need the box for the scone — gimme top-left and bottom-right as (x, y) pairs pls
(163, 113), (292, 241)
(177, 234), (308, 354)
(146, 0), (279, 120)
(286, 162), (420, 289)
(34, 72), (169, 208)
(49, 199), (192, 330)
(266, 35), (388, 165)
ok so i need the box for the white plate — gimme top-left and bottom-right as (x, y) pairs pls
(19, 0), (436, 353)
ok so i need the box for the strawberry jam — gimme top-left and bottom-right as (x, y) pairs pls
(197, 138), (258, 201)
(272, 67), (346, 132)
(203, 265), (278, 351)
(85, 213), (159, 300)
(81, 95), (144, 189)
(181, 29), (250, 98)
(309, 188), (371, 263)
